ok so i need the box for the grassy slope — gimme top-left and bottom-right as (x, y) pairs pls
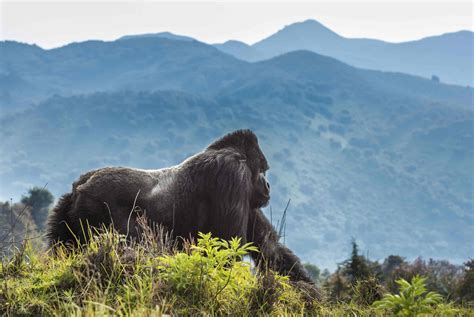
(1, 227), (471, 316)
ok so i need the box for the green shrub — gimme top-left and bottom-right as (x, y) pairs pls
(156, 232), (258, 314)
(352, 275), (385, 306)
(372, 275), (447, 316)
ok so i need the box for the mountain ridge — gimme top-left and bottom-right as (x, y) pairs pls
(3, 19), (472, 87)
(5, 36), (471, 115)
(218, 20), (473, 86)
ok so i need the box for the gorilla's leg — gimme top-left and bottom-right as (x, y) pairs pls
(247, 208), (313, 284)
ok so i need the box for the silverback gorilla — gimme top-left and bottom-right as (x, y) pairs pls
(47, 129), (313, 283)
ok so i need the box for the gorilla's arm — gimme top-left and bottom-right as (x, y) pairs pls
(247, 208), (313, 284)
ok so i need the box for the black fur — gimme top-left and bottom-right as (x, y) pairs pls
(47, 129), (313, 283)
(247, 208), (313, 283)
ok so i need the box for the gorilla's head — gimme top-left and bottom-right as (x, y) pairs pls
(251, 172), (270, 208)
(208, 129), (270, 208)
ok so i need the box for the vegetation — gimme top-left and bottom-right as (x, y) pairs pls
(0, 200), (43, 254)
(0, 188), (53, 253)
(0, 226), (305, 316)
(321, 239), (472, 307)
(457, 260), (474, 303)
(1, 225), (472, 316)
(0, 193), (472, 315)
(20, 186), (53, 230)
(373, 275), (443, 316)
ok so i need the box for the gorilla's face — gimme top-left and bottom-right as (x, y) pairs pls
(250, 173), (270, 208)
(206, 129), (271, 208)
(243, 132), (270, 208)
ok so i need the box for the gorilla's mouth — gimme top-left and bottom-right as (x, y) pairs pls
(260, 194), (271, 206)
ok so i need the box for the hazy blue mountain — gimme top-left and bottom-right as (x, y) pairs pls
(218, 19), (474, 86)
(213, 40), (263, 61)
(0, 38), (248, 113)
(119, 31), (195, 42)
(1, 37), (472, 269)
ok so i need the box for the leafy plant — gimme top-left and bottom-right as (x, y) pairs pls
(373, 275), (445, 316)
(157, 232), (259, 313)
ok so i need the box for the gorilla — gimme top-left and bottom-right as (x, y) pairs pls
(47, 129), (313, 284)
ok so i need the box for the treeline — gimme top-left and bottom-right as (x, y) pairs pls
(304, 240), (473, 305)
(0, 186), (52, 252)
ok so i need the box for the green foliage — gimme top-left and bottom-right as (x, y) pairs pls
(303, 262), (321, 282)
(1, 226), (472, 316)
(457, 259), (474, 303)
(322, 240), (468, 306)
(373, 275), (446, 316)
(0, 201), (43, 254)
(1, 232), (472, 316)
(157, 232), (259, 314)
(344, 239), (371, 284)
(0, 228), (312, 316)
(353, 276), (385, 306)
(20, 187), (54, 230)
(325, 267), (351, 302)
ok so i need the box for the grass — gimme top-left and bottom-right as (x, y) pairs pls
(0, 222), (472, 316)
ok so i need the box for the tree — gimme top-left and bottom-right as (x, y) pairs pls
(382, 255), (406, 276)
(21, 187), (54, 230)
(457, 259), (474, 303)
(344, 239), (371, 284)
(384, 257), (463, 299)
(303, 263), (321, 283)
(326, 267), (351, 302)
(431, 75), (440, 83)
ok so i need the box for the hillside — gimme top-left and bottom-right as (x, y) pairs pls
(0, 36), (472, 269)
(3, 230), (471, 316)
(215, 20), (474, 86)
(0, 38), (248, 113)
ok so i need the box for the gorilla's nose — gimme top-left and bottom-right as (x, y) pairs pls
(265, 180), (270, 192)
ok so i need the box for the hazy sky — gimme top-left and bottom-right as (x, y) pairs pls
(1, 1), (473, 49)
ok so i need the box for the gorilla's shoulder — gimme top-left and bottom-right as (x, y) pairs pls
(73, 166), (153, 193)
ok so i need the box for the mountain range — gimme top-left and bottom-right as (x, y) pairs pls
(67, 20), (473, 86)
(215, 20), (473, 87)
(0, 22), (473, 269)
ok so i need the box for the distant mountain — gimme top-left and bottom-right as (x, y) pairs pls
(213, 40), (263, 61)
(216, 19), (474, 86)
(1, 37), (472, 269)
(118, 31), (195, 42)
(0, 38), (247, 113)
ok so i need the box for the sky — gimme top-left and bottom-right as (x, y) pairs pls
(1, 1), (473, 49)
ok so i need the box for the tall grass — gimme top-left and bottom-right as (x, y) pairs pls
(0, 220), (471, 316)
(0, 223), (307, 316)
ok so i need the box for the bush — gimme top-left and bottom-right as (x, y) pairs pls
(373, 275), (447, 316)
(353, 276), (385, 306)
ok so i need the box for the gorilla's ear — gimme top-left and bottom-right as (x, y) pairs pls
(207, 129), (258, 151)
